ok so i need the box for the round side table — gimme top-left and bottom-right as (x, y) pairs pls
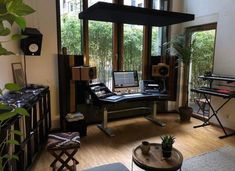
(132, 143), (183, 171)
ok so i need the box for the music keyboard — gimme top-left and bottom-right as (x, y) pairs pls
(191, 87), (235, 98)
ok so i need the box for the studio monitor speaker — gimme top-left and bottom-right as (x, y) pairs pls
(72, 66), (97, 81)
(152, 63), (169, 77)
(20, 28), (43, 56)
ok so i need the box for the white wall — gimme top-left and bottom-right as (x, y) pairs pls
(24, 0), (59, 128)
(0, 25), (22, 87)
(183, 0), (235, 130)
(0, 0), (59, 128)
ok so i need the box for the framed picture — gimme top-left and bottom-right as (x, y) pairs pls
(11, 63), (26, 87)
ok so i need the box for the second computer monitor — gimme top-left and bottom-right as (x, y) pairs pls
(113, 71), (139, 88)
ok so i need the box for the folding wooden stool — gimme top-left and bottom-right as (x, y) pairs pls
(47, 132), (80, 171)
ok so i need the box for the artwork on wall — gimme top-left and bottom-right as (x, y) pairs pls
(11, 63), (26, 87)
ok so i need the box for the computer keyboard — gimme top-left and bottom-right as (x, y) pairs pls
(123, 93), (143, 97)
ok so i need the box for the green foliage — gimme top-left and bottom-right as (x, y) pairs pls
(151, 27), (160, 56)
(189, 30), (215, 101)
(161, 135), (175, 148)
(123, 25), (143, 74)
(0, 83), (29, 170)
(61, 16), (82, 55)
(89, 21), (113, 85)
(0, 0), (35, 55)
(166, 34), (193, 65)
(61, 17), (146, 86)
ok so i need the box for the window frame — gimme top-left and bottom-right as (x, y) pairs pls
(56, 0), (170, 79)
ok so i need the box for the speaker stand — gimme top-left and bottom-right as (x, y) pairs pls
(23, 53), (28, 87)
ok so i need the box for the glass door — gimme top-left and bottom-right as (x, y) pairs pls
(187, 24), (217, 119)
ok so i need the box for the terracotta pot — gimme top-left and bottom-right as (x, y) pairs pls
(178, 106), (193, 122)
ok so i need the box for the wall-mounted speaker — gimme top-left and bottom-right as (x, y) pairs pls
(152, 63), (169, 77)
(72, 66), (97, 81)
(20, 28), (43, 56)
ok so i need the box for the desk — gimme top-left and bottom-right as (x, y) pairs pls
(99, 93), (168, 136)
(132, 143), (183, 171)
(89, 83), (168, 136)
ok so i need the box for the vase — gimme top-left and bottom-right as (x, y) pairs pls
(162, 145), (172, 158)
(140, 141), (150, 155)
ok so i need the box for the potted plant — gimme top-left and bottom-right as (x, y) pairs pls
(0, 0), (35, 55)
(161, 135), (175, 158)
(165, 34), (194, 122)
(0, 0), (34, 170)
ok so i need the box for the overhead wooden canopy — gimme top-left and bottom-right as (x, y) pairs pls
(79, 2), (195, 27)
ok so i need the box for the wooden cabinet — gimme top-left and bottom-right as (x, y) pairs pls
(0, 85), (51, 171)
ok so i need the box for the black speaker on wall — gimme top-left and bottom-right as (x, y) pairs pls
(20, 28), (43, 56)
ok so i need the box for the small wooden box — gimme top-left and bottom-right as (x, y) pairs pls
(72, 66), (97, 80)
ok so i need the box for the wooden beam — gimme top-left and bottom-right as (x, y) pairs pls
(113, 0), (124, 71)
(142, 0), (152, 80)
(83, 0), (89, 65)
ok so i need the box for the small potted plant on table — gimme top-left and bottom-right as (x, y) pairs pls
(161, 135), (175, 158)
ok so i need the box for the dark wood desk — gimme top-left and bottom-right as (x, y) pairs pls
(98, 93), (168, 136)
(132, 143), (183, 171)
(88, 83), (169, 137)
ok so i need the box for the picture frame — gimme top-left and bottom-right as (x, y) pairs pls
(11, 63), (26, 87)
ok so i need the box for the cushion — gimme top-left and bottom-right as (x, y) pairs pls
(47, 132), (80, 150)
(82, 163), (129, 171)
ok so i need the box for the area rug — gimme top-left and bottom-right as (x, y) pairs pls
(182, 146), (235, 171)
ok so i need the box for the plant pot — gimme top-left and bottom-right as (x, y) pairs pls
(140, 141), (150, 155)
(162, 146), (172, 158)
(178, 106), (193, 122)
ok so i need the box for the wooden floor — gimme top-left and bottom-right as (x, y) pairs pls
(31, 113), (235, 171)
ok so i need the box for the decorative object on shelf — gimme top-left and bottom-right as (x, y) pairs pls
(0, 0), (35, 56)
(11, 63), (26, 87)
(161, 135), (175, 158)
(140, 141), (150, 155)
(165, 34), (195, 122)
(65, 112), (84, 122)
(0, 83), (29, 171)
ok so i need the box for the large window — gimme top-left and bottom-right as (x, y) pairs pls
(57, 0), (169, 86)
(88, 0), (113, 88)
(60, 0), (82, 54)
(123, 0), (144, 79)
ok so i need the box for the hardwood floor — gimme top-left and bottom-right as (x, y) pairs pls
(31, 113), (235, 171)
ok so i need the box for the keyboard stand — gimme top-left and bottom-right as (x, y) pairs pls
(193, 94), (235, 139)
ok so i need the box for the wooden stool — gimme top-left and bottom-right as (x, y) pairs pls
(47, 132), (80, 171)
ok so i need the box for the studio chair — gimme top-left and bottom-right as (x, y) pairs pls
(194, 95), (210, 118)
(46, 132), (80, 171)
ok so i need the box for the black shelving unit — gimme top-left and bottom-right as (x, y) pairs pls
(0, 85), (51, 171)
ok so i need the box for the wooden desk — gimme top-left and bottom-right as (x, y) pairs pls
(89, 83), (169, 137)
(132, 143), (183, 171)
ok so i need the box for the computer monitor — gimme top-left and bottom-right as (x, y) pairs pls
(113, 71), (139, 88)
